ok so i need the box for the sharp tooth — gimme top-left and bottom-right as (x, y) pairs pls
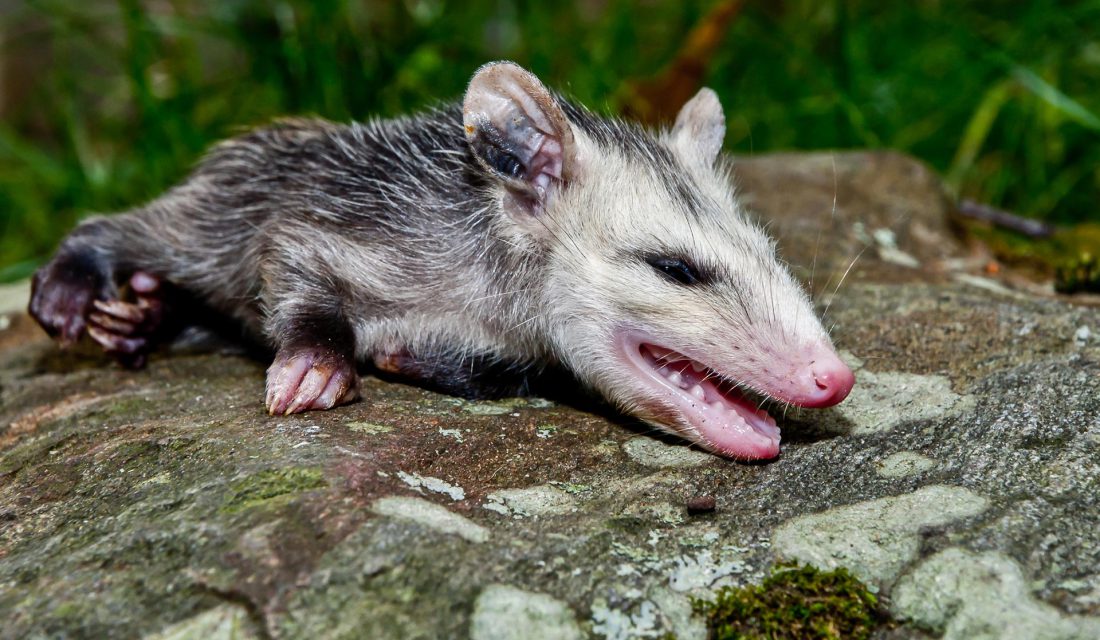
(691, 361), (705, 373)
(667, 371), (682, 386)
(690, 385), (705, 400)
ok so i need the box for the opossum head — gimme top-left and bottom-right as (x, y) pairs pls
(464, 62), (853, 460)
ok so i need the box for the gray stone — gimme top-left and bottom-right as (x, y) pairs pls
(146, 604), (261, 640)
(833, 370), (974, 435)
(371, 496), (489, 543)
(395, 471), (467, 501)
(2, 151), (1099, 638)
(469, 584), (582, 640)
(483, 484), (577, 518)
(0, 280), (29, 315)
(772, 485), (990, 586)
(892, 548), (1100, 639)
(621, 437), (716, 468)
(875, 451), (936, 478)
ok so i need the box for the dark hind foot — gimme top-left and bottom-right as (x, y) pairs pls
(266, 347), (360, 415)
(29, 250), (110, 347)
(30, 253), (171, 368)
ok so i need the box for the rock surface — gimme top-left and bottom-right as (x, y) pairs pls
(2, 151), (1099, 639)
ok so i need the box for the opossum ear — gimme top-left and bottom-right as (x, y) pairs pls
(463, 62), (575, 222)
(673, 87), (726, 164)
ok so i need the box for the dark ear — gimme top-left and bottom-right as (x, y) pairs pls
(672, 87), (725, 164)
(463, 62), (575, 217)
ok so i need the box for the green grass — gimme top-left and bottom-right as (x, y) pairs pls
(2, 0), (1098, 280)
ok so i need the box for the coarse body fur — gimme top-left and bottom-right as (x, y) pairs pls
(30, 62), (854, 459)
(65, 111), (555, 384)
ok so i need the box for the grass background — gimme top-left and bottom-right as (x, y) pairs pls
(1, 0), (1098, 281)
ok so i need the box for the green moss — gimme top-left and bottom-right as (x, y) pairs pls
(110, 439), (160, 461)
(693, 564), (889, 640)
(99, 395), (154, 417)
(535, 424), (559, 438)
(222, 467), (328, 513)
(609, 541), (659, 565)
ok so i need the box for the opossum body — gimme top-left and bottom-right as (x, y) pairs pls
(29, 62), (854, 460)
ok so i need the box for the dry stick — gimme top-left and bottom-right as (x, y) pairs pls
(956, 199), (1055, 238)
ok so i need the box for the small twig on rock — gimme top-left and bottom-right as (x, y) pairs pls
(956, 199), (1055, 238)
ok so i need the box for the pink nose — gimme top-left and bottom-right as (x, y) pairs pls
(800, 357), (855, 408)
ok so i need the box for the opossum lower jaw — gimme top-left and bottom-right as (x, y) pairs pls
(616, 330), (854, 460)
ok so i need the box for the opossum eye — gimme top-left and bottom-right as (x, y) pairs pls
(646, 256), (704, 286)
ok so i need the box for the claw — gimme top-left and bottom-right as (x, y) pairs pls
(316, 371), (356, 408)
(265, 356), (313, 415)
(29, 255), (173, 368)
(266, 348), (359, 415)
(89, 312), (138, 336)
(92, 299), (144, 324)
(87, 325), (147, 354)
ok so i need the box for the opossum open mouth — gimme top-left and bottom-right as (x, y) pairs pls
(620, 334), (781, 460)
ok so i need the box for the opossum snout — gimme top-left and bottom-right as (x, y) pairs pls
(781, 346), (855, 408)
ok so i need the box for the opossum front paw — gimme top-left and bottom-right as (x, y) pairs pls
(29, 253), (110, 346)
(85, 272), (167, 369)
(265, 348), (360, 415)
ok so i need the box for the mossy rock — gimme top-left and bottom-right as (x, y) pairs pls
(692, 564), (890, 640)
(222, 467), (328, 513)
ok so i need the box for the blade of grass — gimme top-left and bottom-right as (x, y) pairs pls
(1010, 65), (1100, 132)
(947, 78), (1013, 189)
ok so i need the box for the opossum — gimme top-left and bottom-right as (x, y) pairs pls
(28, 61), (854, 460)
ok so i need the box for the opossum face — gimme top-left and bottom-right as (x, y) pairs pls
(464, 62), (853, 459)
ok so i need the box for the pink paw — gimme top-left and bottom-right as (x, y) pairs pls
(265, 348), (360, 415)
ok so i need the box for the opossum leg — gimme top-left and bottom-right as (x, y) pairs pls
(265, 315), (360, 415)
(372, 347), (536, 399)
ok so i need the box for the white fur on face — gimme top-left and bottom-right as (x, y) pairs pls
(535, 127), (834, 456)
